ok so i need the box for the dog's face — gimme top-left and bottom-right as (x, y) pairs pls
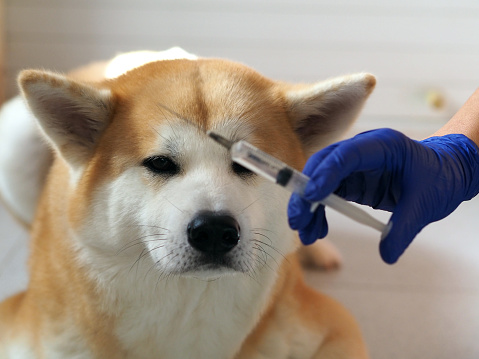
(19, 58), (375, 282)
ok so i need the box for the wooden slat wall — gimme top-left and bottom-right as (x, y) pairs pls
(5, 0), (479, 133)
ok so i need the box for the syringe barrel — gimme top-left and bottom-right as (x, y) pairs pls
(231, 141), (294, 184)
(231, 140), (320, 195)
(275, 167), (310, 195)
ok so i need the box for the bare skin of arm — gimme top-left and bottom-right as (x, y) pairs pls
(433, 88), (479, 146)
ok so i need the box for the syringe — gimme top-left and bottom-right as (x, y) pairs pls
(207, 131), (391, 238)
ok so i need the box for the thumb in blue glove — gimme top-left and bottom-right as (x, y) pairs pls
(288, 128), (479, 264)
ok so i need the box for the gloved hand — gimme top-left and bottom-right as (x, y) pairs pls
(288, 128), (479, 264)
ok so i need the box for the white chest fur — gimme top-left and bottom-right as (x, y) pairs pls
(109, 270), (278, 359)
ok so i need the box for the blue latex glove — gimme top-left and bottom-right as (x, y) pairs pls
(288, 128), (479, 264)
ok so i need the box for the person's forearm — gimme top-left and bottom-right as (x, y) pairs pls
(432, 88), (479, 146)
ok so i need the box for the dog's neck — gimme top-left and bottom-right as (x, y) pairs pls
(89, 260), (282, 358)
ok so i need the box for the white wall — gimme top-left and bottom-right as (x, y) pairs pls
(5, 0), (479, 134)
(0, 0), (5, 102)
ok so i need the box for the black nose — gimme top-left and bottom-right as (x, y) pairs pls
(187, 212), (240, 255)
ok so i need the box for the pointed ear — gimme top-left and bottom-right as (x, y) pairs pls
(285, 73), (376, 157)
(18, 70), (114, 167)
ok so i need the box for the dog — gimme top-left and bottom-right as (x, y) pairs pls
(0, 48), (375, 358)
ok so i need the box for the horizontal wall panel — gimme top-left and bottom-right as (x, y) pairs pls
(6, 43), (479, 86)
(7, 7), (479, 53)
(8, 0), (479, 13)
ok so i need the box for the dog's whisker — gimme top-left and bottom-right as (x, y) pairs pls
(117, 239), (164, 255)
(135, 234), (169, 241)
(251, 239), (283, 268)
(126, 224), (171, 232)
(155, 253), (180, 289)
(248, 243), (269, 269)
(252, 231), (273, 246)
(251, 227), (277, 235)
(164, 116), (181, 141)
(129, 244), (167, 277)
(117, 241), (144, 255)
(122, 234), (168, 246)
(146, 251), (176, 281)
(244, 271), (261, 285)
(128, 248), (147, 275)
(248, 260), (263, 284)
(116, 235), (168, 255)
(251, 244), (277, 273)
(158, 103), (204, 134)
(162, 196), (187, 213)
(149, 244), (167, 254)
(118, 233), (168, 248)
(250, 243), (267, 263)
(245, 251), (266, 274)
(240, 198), (262, 213)
(139, 246), (163, 264)
(251, 239), (287, 262)
(128, 243), (166, 278)
(148, 123), (169, 143)
(241, 258), (261, 285)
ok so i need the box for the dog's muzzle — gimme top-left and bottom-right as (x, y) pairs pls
(187, 211), (240, 255)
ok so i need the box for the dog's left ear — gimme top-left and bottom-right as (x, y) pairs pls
(284, 73), (376, 157)
(18, 70), (114, 168)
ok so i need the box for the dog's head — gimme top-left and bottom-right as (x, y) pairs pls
(19, 57), (374, 281)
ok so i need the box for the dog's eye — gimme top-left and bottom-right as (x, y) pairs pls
(143, 156), (179, 176)
(232, 162), (255, 178)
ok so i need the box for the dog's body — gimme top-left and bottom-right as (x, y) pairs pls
(0, 49), (374, 358)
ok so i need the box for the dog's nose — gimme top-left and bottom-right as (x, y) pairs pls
(187, 212), (240, 254)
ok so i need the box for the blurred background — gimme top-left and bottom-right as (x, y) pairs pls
(1, 1), (479, 358)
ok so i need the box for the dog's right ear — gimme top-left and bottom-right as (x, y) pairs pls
(18, 70), (113, 168)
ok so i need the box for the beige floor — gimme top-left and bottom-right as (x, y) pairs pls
(1, 197), (479, 358)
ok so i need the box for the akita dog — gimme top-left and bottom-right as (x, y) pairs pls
(0, 48), (374, 358)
